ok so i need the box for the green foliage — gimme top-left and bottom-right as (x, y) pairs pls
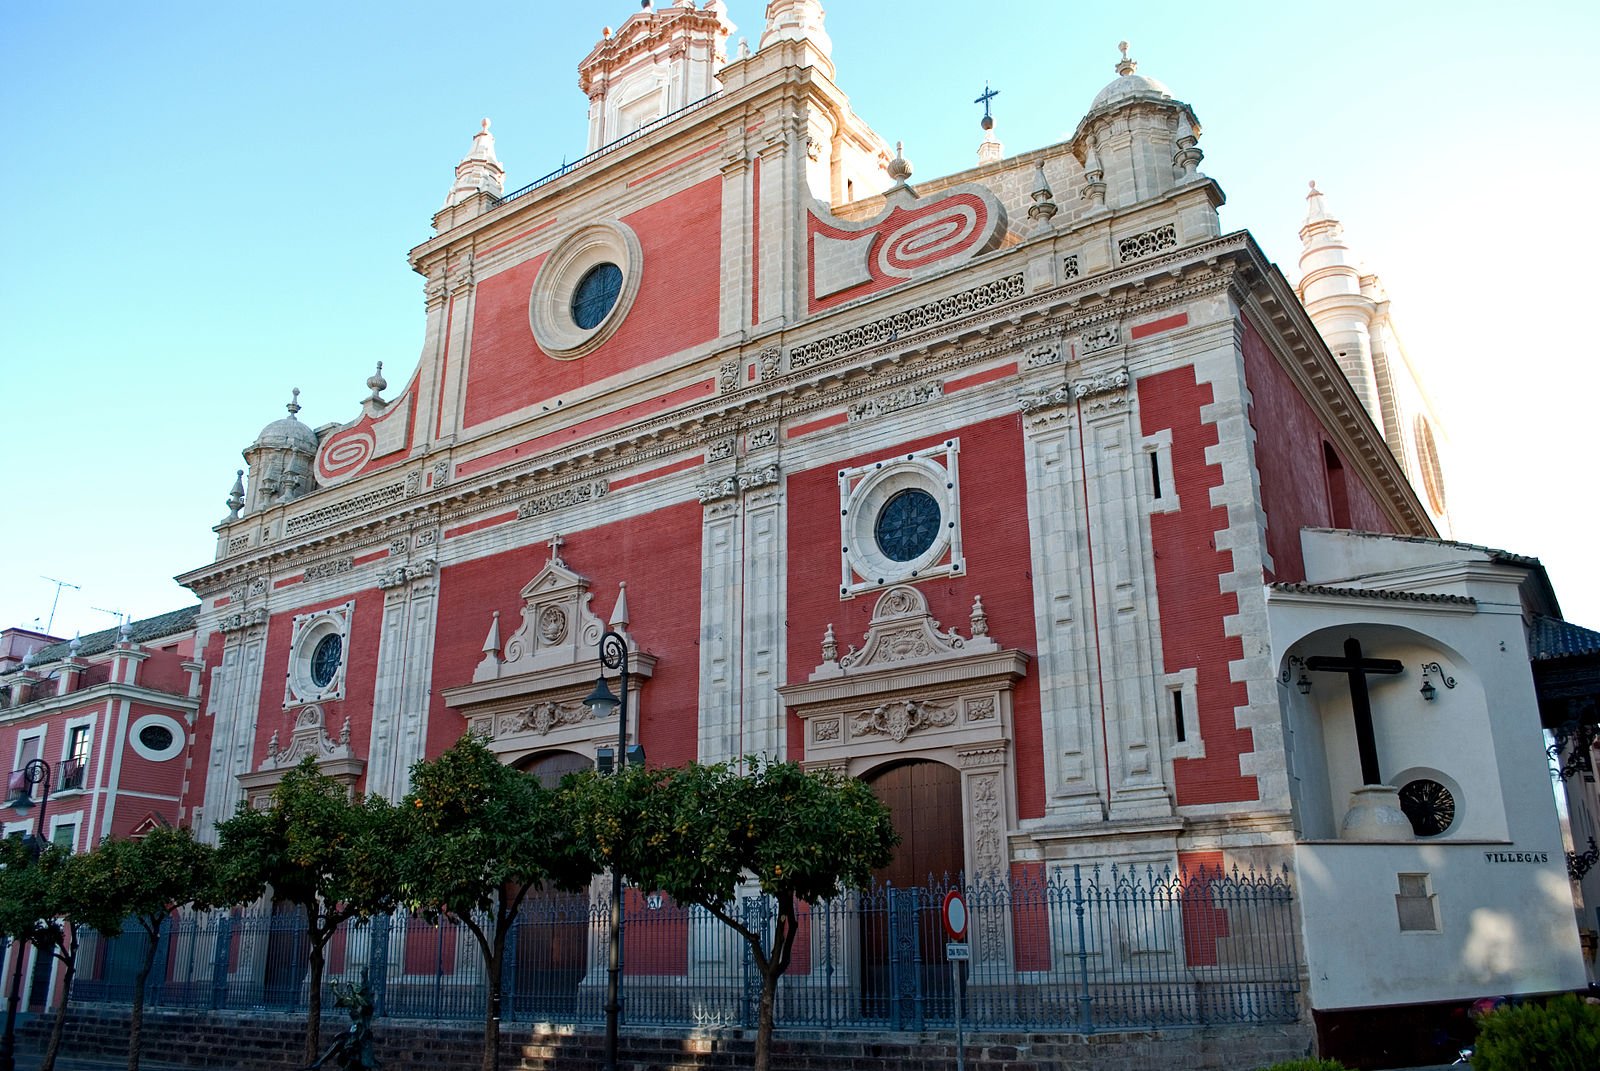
(1252, 1059), (1349, 1071)
(214, 757), (401, 918)
(1471, 994), (1600, 1071)
(0, 836), (71, 946)
(66, 826), (217, 939)
(397, 733), (595, 920)
(570, 757), (898, 911)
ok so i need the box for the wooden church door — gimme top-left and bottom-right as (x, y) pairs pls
(860, 759), (964, 1025)
(510, 749), (592, 1014)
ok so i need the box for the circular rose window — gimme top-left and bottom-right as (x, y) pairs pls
(1399, 778), (1455, 837)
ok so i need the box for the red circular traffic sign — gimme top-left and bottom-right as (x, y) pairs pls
(941, 889), (968, 941)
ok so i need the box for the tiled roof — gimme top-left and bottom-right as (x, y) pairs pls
(1269, 582), (1477, 606)
(1530, 615), (1600, 661)
(1, 605), (200, 675)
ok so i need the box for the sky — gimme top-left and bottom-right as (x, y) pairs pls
(1, 0), (1596, 641)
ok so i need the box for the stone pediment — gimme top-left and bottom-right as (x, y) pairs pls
(441, 548), (655, 766)
(473, 555), (607, 682)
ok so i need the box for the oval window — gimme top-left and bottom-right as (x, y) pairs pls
(570, 263), (623, 330)
(874, 488), (942, 563)
(139, 724), (175, 752)
(310, 634), (343, 689)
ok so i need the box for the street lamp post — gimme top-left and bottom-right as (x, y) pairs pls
(0, 758), (53, 1071)
(583, 629), (630, 1071)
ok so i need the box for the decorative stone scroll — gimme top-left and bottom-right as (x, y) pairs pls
(378, 557), (437, 590)
(261, 704), (353, 770)
(697, 464), (781, 505)
(852, 698), (958, 742)
(219, 608), (268, 633)
(849, 380), (944, 422)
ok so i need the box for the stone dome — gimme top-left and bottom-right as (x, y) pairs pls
(1089, 43), (1173, 112)
(250, 390), (318, 454)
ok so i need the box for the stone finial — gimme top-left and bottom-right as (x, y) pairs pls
(339, 718), (351, 746)
(366, 361), (387, 403)
(69, 633), (82, 657)
(267, 729), (280, 759)
(118, 620), (134, 644)
(977, 128), (1003, 165)
(737, 36), (750, 59)
(226, 469), (245, 519)
(822, 623), (838, 664)
(1027, 162), (1058, 223)
(1116, 40), (1137, 77)
(442, 116), (506, 211)
(286, 387), (302, 417)
(887, 141), (913, 185)
(609, 582), (630, 629)
(1173, 111), (1203, 180)
(546, 532), (566, 566)
(482, 611), (502, 656)
(1081, 141), (1107, 208)
(970, 596), (989, 638)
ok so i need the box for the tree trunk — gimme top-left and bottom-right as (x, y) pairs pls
(305, 926), (326, 1067)
(481, 945), (502, 1071)
(127, 926), (159, 1071)
(38, 956), (72, 1071)
(754, 966), (779, 1071)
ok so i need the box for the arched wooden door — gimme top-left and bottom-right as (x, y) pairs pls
(860, 759), (963, 1024)
(510, 749), (591, 1015)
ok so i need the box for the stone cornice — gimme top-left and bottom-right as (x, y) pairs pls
(185, 239), (1251, 594)
(0, 681), (199, 724)
(777, 649), (1030, 712)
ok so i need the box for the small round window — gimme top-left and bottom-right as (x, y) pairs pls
(310, 634), (343, 689)
(874, 489), (942, 562)
(129, 714), (185, 762)
(139, 724), (174, 752)
(570, 263), (623, 330)
(1399, 778), (1456, 837)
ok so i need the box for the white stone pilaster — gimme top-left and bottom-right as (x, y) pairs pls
(370, 561), (439, 799)
(1019, 394), (1106, 821)
(201, 616), (269, 836)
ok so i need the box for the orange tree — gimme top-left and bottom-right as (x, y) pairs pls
(396, 734), (598, 1071)
(570, 758), (897, 1071)
(214, 758), (400, 1064)
(69, 827), (216, 1071)
(0, 832), (128, 1069)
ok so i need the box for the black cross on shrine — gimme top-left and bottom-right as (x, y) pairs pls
(1305, 637), (1404, 785)
(974, 83), (1000, 121)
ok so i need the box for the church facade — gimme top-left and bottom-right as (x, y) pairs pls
(6, 0), (1586, 1057)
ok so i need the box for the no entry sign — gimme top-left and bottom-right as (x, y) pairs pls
(941, 889), (968, 941)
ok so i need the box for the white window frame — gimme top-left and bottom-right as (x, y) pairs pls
(838, 439), (964, 598)
(284, 601), (355, 708)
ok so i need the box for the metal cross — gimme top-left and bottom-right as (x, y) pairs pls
(974, 83), (1000, 120)
(1305, 637), (1404, 785)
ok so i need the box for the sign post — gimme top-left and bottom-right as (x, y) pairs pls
(941, 890), (969, 1071)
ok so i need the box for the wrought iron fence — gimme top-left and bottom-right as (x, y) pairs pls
(71, 866), (1301, 1033)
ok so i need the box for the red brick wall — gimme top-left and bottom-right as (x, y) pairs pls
(1240, 316), (1398, 582)
(463, 177), (724, 429)
(783, 415), (1046, 819)
(1138, 366), (1258, 806)
(427, 501), (703, 767)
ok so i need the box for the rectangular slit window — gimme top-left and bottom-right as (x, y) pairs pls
(1172, 690), (1186, 743)
(1149, 452), (1163, 499)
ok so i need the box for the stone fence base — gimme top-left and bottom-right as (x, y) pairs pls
(23, 1006), (1315, 1071)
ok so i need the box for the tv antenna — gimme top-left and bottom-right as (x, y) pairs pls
(40, 576), (80, 634)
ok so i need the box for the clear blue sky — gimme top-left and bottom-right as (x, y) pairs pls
(2, 1), (1596, 639)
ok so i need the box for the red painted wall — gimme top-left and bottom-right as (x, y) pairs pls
(1138, 366), (1258, 806)
(183, 631), (227, 828)
(463, 177), (724, 429)
(1240, 316), (1398, 582)
(257, 591), (385, 793)
(138, 647), (192, 697)
(783, 414), (1046, 819)
(427, 501), (703, 767)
